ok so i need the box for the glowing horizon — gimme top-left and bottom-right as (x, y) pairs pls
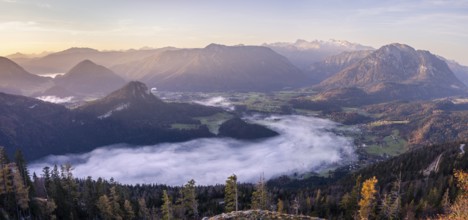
(1, 0), (468, 65)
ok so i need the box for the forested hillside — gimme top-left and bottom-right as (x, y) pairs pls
(1, 141), (466, 219)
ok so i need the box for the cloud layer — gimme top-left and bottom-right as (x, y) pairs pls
(29, 115), (356, 186)
(194, 96), (235, 111)
(36, 96), (74, 104)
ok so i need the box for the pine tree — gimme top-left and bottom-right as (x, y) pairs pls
(345, 175), (362, 219)
(161, 190), (172, 220)
(224, 174), (238, 212)
(123, 200), (135, 220)
(380, 175), (402, 219)
(177, 179), (198, 219)
(14, 150), (32, 190)
(45, 199), (57, 220)
(251, 174), (268, 210)
(109, 186), (123, 219)
(138, 198), (150, 220)
(358, 176), (378, 220)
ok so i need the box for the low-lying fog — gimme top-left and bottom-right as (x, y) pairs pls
(30, 115), (356, 186)
(36, 96), (75, 104)
(194, 96), (235, 111)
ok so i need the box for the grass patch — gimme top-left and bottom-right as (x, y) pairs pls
(194, 113), (233, 134)
(170, 123), (200, 130)
(364, 130), (407, 157)
(369, 120), (409, 127)
(294, 109), (321, 116)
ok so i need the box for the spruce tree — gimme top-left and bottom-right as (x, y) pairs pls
(177, 179), (198, 219)
(224, 174), (238, 212)
(162, 190), (172, 220)
(138, 198), (150, 220)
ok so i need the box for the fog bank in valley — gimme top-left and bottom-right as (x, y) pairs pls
(36, 96), (74, 104)
(193, 96), (235, 111)
(30, 115), (356, 186)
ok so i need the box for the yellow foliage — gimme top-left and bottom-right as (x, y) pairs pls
(445, 170), (468, 220)
(358, 176), (378, 220)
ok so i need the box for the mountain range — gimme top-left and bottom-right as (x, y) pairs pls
(309, 50), (374, 83)
(9, 47), (174, 75)
(0, 81), (277, 160)
(0, 57), (52, 96)
(315, 43), (467, 101)
(3, 40), (468, 99)
(114, 44), (308, 92)
(263, 39), (374, 71)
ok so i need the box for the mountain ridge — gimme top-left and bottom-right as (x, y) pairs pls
(0, 57), (51, 95)
(316, 43), (466, 100)
(54, 59), (126, 95)
(118, 44), (309, 92)
(0, 82), (279, 160)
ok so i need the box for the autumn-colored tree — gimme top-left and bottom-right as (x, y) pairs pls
(277, 198), (284, 213)
(444, 170), (468, 219)
(11, 164), (29, 210)
(123, 200), (135, 220)
(109, 186), (123, 219)
(251, 174), (268, 210)
(441, 188), (451, 214)
(359, 176), (378, 220)
(97, 195), (113, 220)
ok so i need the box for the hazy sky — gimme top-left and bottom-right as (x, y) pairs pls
(1, 0), (468, 64)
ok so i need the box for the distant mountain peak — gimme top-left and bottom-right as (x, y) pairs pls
(122, 81), (151, 95)
(5, 52), (28, 59)
(0, 56), (19, 66)
(266, 39), (374, 51)
(0, 57), (50, 95)
(61, 47), (99, 54)
(54, 60), (126, 95)
(105, 81), (156, 102)
(317, 43), (467, 99)
(65, 59), (112, 77)
(0, 56), (38, 76)
(204, 43), (227, 50)
(263, 39), (374, 70)
(381, 43), (415, 54)
(73, 59), (97, 67)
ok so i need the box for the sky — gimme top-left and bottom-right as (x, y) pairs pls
(1, 0), (468, 64)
